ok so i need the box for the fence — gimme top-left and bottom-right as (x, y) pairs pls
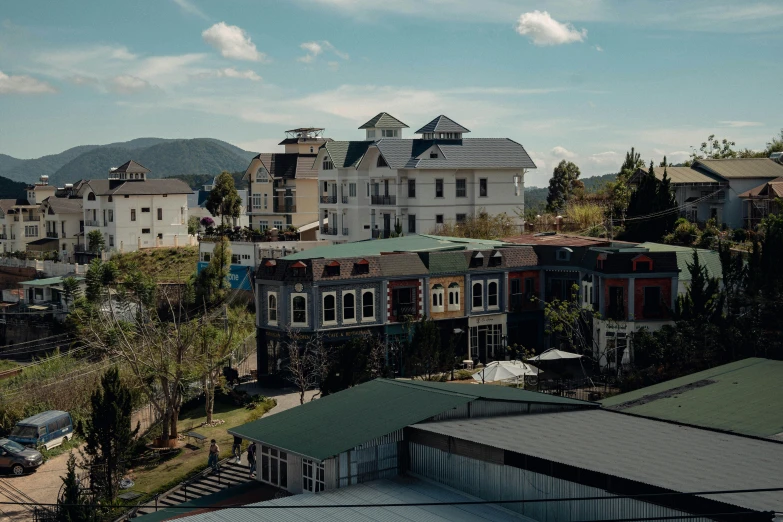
(0, 257), (89, 276)
(535, 377), (619, 402)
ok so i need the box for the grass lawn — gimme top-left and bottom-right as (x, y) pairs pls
(113, 246), (198, 283)
(0, 359), (19, 373)
(130, 398), (275, 495)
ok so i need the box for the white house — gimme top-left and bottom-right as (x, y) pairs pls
(76, 160), (193, 254)
(0, 176), (58, 254)
(315, 113), (534, 243)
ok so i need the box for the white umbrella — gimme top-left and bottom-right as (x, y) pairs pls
(472, 360), (543, 383)
(528, 348), (583, 361)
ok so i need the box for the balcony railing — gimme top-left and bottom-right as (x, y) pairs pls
(393, 304), (417, 318)
(22, 215), (41, 222)
(341, 228), (349, 236)
(0, 234), (6, 240)
(320, 195), (337, 204)
(47, 231), (59, 238)
(320, 226), (338, 236)
(273, 202), (297, 213)
(606, 306), (626, 321)
(84, 220), (101, 227)
(371, 195), (396, 205)
(74, 244), (99, 254)
(372, 229), (392, 239)
(341, 196), (349, 204)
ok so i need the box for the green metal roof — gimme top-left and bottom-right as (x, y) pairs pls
(230, 379), (593, 460)
(637, 242), (722, 281)
(601, 358), (783, 438)
(283, 234), (511, 261)
(20, 276), (84, 286)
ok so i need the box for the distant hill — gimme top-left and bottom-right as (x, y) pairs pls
(525, 173), (618, 213)
(0, 175), (28, 199)
(0, 138), (256, 185)
(581, 173), (617, 192)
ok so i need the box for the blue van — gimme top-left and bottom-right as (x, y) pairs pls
(9, 411), (73, 450)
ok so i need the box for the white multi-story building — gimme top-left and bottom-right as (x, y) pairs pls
(0, 176), (58, 254)
(75, 160), (192, 255)
(314, 113), (534, 243)
(244, 127), (328, 233)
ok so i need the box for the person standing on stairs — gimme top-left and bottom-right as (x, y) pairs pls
(247, 441), (257, 477)
(209, 439), (220, 472)
(233, 435), (243, 464)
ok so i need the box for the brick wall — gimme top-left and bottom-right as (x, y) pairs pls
(508, 270), (540, 310)
(387, 279), (421, 323)
(634, 277), (672, 320)
(603, 278), (629, 320)
(428, 275), (465, 319)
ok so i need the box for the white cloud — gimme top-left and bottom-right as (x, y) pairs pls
(0, 70), (56, 94)
(719, 120), (763, 128)
(515, 10), (587, 46)
(216, 68), (262, 81)
(594, 45), (603, 51)
(171, 0), (208, 20)
(550, 146), (575, 158)
(585, 151), (620, 165)
(298, 40), (349, 64)
(202, 22), (266, 62)
(108, 75), (151, 94)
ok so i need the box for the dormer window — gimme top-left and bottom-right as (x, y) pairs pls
(322, 158), (334, 170)
(256, 168), (268, 182)
(325, 260), (340, 277)
(633, 255), (654, 272)
(471, 252), (484, 268)
(429, 152), (438, 159)
(291, 260), (307, 277)
(87, 192), (96, 201)
(367, 130), (376, 139)
(556, 248), (572, 262)
(376, 155), (388, 168)
(381, 129), (398, 138)
(489, 251), (502, 267)
(596, 253), (607, 270)
(355, 259), (370, 274)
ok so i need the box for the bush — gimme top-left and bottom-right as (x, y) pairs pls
(565, 202), (603, 230)
(585, 224), (607, 238)
(696, 219), (720, 248)
(664, 220), (699, 246)
(453, 369), (474, 381)
(732, 228), (747, 242)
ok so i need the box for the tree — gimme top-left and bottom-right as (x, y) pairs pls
(62, 277), (82, 309)
(603, 147), (646, 224)
(623, 162), (677, 242)
(87, 230), (105, 253)
(205, 172), (242, 227)
(188, 215), (200, 235)
(320, 332), (389, 395)
(540, 284), (597, 359)
(546, 160), (582, 213)
(194, 236), (231, 306)
(81, 366), (138, 501)
(405, 317), (451, 380)
(675, 250), (724, 323)
(57, 453), (98, 522)
(84, 259), (118, 304)
(285, 330), (331, 404)
(690, 134), (737, 161)
(766, 129), (783, 155)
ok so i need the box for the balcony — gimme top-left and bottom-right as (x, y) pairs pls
(74, 244), (98, 254)
(606, 305), (626, 321)
(393, 304), (417, 318)
(320, 195), (337, 204)
(47, 231), (59, 238)
(23, 215), (41, 222)
(272, 202), (297, 213)
(0, 234), (6, 240)
(341, 228), (349, 236)
(341, 195), (349, 204)
(372, 229), (392, 239)
(84, 220), (101, 227)
(320, 226), (338, 236)
(371, 195), (396, 206)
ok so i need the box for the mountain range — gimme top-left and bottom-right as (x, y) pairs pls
(0, 138), (258, 187)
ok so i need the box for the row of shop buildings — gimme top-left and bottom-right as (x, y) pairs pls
(252, 233), (721, 380)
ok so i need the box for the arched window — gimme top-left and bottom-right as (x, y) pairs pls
(343, 292), (355, 321)
(87, 192), (96, 201)
(268, 294), (277, 323)
(310, 146), (314, 153)
(362, 290), (374, 320)
(292, 295), (307, 325)
(323, 294), (336, 323)
(431, 284), (444, 313)
(448, 282), (460, 311)
(488, 281), (498, 308)
(376, 155), (388, 168)
(472, 282), (483, 310)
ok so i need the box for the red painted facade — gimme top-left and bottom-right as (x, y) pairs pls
(387, 279), (421, 323)
(603, 278), (629, 320)
(634, 278), (672, 320)
(508, 270), (540, 310)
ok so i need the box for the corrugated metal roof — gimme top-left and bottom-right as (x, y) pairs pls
(20, 276), (83, 286)
(378, 253), (428, 277)
(636, 242), (722, 281)
(43, 196), (82, 214)
(502, 234), (617, 247)
(415, 409), (783, 513)
(374, 138), (536, 170)
(113, 160), (150, 174)
(415, 115), (471, 134)
(601, 358), (783, 438)
(695, 158), (783, 179)
(637, 166), (723, 184)
(359, 112), (409, 129)
(324, 141), (373, 168)
(230, 379), (590, 461)
(167, 477), (535, 522)
(738, 177), (783, 198)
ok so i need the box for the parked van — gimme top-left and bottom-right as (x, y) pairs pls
(9, 410), (73, 450)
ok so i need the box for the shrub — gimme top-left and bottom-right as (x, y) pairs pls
(664, 220), (699, 245)
(453, 369), (474, 381)
(565, 202), (603, 230)
(732, 228), (747, 242)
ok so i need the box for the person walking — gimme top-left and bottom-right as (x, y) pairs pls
(247, 441), (257, 477)
(208, 439), (220, 472)
(232, 435), (242, 464)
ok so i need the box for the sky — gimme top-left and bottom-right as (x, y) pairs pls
(0, 0), (781, 187)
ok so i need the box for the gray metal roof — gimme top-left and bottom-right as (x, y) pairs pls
(373, 138), (536, 170)
(43, 196), (82, 214)
(415, 115), (470, 134)
(112, 159), (150, 174)
(80, 178), (192, 196)
(636, 166), (723, 184)
(170, 477), (535, 522)
(359, 112), (409, 129)
(415, 409), (783, 513)
(694, 158), (783, 179)
(323, 141), (373, 168)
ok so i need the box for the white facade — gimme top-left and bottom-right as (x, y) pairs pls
(316, 114), (529, 243)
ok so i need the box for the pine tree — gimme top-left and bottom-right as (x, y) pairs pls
(82, 366), (138, 502)
(675, 249), (724, 322)
(57, 453), (98, 522)
(624, 161), (677, 242)
(194, 235), (232, 305)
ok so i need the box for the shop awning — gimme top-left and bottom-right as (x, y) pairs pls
(26, 238), (58, 252)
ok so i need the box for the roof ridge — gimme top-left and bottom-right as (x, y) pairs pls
(380, 379), (478, 399)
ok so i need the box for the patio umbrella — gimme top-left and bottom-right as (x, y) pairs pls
(472, 360), (542, 383)
(528, 348), (583, 361)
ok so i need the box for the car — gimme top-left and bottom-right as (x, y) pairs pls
(0, 438), (44, 476)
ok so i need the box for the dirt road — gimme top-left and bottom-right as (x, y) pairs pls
(0, 449), (74, 522)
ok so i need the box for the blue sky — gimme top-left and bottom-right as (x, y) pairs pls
(1, 0), (781, 186)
